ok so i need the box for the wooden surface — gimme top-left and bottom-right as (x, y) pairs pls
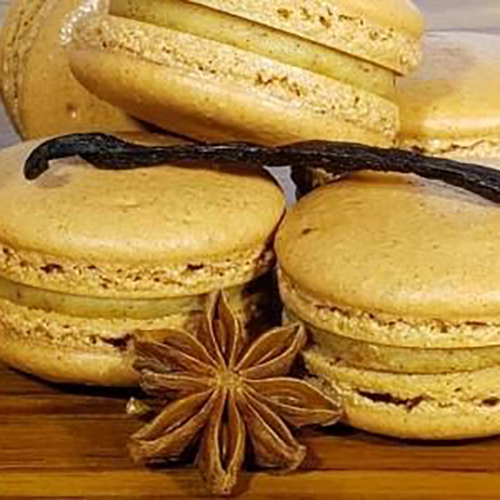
(2, 1), (500, 499)
(4, 362), (500, 499)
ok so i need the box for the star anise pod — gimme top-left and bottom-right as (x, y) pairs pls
(128, 291), (342, 496)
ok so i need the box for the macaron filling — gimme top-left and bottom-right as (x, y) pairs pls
(109, 0), (395, 98)
(0, 272), (271, 320)
(152, 0), (423, 74)
(303, 321), (500, 375)
(0, 272), (277, 354)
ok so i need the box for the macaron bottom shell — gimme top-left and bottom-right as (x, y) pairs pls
(305, 347), (500, 440)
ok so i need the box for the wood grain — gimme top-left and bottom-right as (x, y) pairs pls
(2, 363), (500, 499)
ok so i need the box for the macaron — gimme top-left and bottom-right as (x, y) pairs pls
(66, 0), (423, 146)
(0, 0), (142, 139)
(397, 31), (500, 157)
(292, 31), (500, 195)
(0, 134), (286, 387)
(276, 167), (500, 439)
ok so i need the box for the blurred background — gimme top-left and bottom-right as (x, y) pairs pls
(417, 0), (500, 31)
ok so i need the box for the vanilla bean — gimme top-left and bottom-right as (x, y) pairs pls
(24, 133), (500, 204)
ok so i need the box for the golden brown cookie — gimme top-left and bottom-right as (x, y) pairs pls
(66, 0), (423, 145)
(0, 0), (142, 139)
(277, 165), (500, 439)
(293, 31), (500, 195)
(0, 135), (286, 386)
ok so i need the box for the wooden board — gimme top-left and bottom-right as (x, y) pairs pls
(2, 362), (500, 499)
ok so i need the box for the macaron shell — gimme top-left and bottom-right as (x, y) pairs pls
(68, 15), (398, 146)
(0, 0), (142, 139)
(0, 334), (137, 386)
(279, 269), (500, 349)
(0, 0), (46, 131)
(0, 147), (284, 265)
(276, 169), (500, 323)
(292, 32), (500, 194)
(110, 0), (397, 100)
(397, 32), (500, 155)
(305, 348), (500, 440)
(185, 0), (424, 74)
(0, 138), (285, 296)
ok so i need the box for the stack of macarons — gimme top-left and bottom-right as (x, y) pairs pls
(276, 169), (500, 440)
(9, 0), (500, 446)
(1, 0), (424, 145)
(0, 0), (424, 390)
(0, 134), (285, 386)
(293, 31), (500, 195)
(279, 29), (500, 440)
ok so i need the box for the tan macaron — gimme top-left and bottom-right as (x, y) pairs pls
(397, 31), (500, 157)
(66, 0), (423, 146)
(0, 135), (285, 386)
(277, 166), (500, 439)
(0, 0), (142, 139)
(293, 31), (500, 195)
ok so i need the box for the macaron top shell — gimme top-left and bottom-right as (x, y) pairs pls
(397, 32), (500, 155)
(0, 138), (285, 296)
(276, 167), (500, 323)
(184, 0), (424, 74)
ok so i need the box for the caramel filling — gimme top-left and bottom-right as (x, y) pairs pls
(0, 273), (269, 320)
(109, 0), (395, 98)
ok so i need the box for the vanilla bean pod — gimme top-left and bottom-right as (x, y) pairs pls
(24, 133), (500, 204)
